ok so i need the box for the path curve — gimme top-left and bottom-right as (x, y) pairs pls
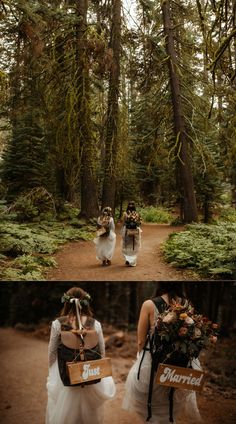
(47, 224), (190, 281)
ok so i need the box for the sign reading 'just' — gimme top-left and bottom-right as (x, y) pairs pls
(67, 357), (112, 385)
(156, 363), (205, 392)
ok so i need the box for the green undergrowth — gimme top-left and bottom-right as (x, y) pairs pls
(163, 223), (236, 278)
(217, 207), (236, 223)
(0, 220), (95, 280)
(138, 206), (172, 223)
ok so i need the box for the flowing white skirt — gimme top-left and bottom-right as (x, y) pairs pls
(121, 227), (142, 266)
(46, 360), (116, 424)
(122, 350), (202, 424)
(93, 230), (116, 262)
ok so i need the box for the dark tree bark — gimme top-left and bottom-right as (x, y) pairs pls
(1, 282), (236, 331)
(102, 0), (121, 211)
(184, 281), (223, 320)
(76, 0), (99, 218)
(161, 0), (198, 223)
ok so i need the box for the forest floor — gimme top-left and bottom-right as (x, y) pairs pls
(1, 327), (236, 424)
(46, 223), (198, 281)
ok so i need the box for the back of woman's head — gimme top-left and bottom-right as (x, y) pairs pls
(60, 286), (93, 317)
(102, 206), (112, 216)
(154, 282), (186, 303)
(126, 201), (136, 212)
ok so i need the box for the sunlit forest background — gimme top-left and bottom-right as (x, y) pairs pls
(0, 0), (235, 280)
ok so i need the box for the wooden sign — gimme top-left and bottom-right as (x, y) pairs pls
(126, 228), (139, 236)
(67, 357), (112, 385)
(156, 363), (205, 392)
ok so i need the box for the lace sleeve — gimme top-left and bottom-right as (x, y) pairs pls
(48, 319), (61, 367)
(109, 217), (115, 232)
(95, 320), (105, 358)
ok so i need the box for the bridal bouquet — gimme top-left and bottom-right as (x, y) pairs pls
(156, 299), (218, 359)
(125, 211), (142, 227)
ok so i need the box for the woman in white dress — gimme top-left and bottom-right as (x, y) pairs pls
(121, 201), (142, 267)
(46, 286), (116, 424)
(93, 207), (116, 266)
(122, 282), (202, 423)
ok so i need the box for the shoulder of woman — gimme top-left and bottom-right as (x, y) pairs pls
(56, 315), (67, 323)
(51, 318), (61, 331)
(94, 319), (102, 330)
(141, 299), (155, 312)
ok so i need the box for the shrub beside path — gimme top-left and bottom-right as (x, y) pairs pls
(46, 224), (193, 281)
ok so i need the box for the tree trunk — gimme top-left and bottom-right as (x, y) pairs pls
(102, 0), (121, 211)
(203, 193), (211, 223)
(161, 0), (198, 223)
(76, 0), (99, 218)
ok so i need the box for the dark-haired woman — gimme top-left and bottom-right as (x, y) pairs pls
(122, 282), (201, 423)
(46, 287), (116, 424)
(94, 206), (116, 266)
(121, 201), (142, 267)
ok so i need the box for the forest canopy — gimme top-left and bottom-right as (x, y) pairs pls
(0, 0), (235, 223)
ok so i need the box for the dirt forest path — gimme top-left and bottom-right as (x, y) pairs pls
(0, 328), (141, 424)
(1, 328), (236, 424)
(47, 224), (191, 281)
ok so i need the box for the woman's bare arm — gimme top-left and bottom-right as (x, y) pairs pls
(137, 300), (154, 352)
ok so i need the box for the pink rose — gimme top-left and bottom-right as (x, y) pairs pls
(210, 335), (217, 344)
(212, 323), (218, 329)
(178, 327), (188, 337)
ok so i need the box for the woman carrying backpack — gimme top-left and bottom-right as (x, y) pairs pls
(121, 201), (142, 267)
(93, 206), (116, 266)
(46, 286), (116, 424)
(122, 282), (202, 423)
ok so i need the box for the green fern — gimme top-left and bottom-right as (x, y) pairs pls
(163, 223), (236, 277)
(138, 206), (171, 223)
(0, 219), (94, 280)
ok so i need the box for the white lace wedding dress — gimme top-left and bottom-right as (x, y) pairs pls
(122, 304), (202, 423)
(46, 319), (116, 424)
(121, 226), (142, 267)
(93, 217), (116, 262)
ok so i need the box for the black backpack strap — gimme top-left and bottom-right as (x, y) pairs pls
(169, 387), (174, 422)
(137, 333), (151, 380)
(146, 346), (156, 421)
(152, 296), (168, 314)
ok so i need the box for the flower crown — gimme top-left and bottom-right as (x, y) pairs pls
(61, 292), (91, 307)
(102, 206), (112, 216)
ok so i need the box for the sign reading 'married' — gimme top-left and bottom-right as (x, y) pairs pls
(67, 357), (112, 385)
(156, 363), (205, 392)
